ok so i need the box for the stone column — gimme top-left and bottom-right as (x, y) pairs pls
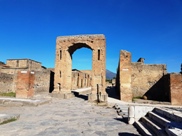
(88, 39), (107, 105)
(119, 50), (133, 102)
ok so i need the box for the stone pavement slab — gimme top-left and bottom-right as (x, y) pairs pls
(0, 97), (51, 106)
(0, 97), (140, 136)
(0, 114), (20, 124)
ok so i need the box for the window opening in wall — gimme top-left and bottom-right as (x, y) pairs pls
(98, 49), (100, 60)
(16, 60), (19, 67)
(60, 50), (62, 60)
(60, 71), (61, 78)
(77, 73), (79, 87)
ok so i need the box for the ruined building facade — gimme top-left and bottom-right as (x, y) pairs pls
(0, 58), (92, 99)
(0, 59), (51, 97)
(116, 50), (182, 105)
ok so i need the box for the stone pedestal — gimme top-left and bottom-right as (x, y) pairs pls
(88, 93), (108, 106)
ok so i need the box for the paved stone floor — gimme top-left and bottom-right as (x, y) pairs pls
(0, 97), (140, 136)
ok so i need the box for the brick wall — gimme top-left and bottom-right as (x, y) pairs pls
(16, 71), (35, 98)
(169, 73), (182, 105)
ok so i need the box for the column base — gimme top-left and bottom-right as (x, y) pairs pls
(50, 92), (74, 99)
(88, 93), (108, 106)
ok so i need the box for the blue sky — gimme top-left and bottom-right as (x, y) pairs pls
(0, 0), (182, 73)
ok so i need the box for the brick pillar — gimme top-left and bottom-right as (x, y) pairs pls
(119, 50), (133, 102)
(16, 71), (35, 98)
(170, 74), (182, 105)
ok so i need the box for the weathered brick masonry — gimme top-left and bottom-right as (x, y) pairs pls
(116, 50), (167, 102)
(169, 73), (182, 105)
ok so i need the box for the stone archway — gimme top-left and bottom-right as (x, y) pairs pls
(53, 34), (107, 103)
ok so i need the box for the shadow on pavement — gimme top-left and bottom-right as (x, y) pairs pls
(106, 86), (120, 100)
(72, 92), (88, 100)
(118, 132), (140, 136)
(114, 117), (128, 124)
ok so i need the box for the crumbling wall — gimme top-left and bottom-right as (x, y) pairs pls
(6, 60), (21, 68)
(0, 73), (15, 93)
(116, 50), (167, 102)
(6, 59), (42, 71)
(30, 60), (42, 71)
(131, 63), (167, 97)
(0, 62), (5, 72)
(34, 70), (51, 94)
(143, 74), (170, 101)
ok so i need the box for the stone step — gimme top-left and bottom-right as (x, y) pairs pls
(147, 111), (170, 128)
(141, 116), (167, 136)
(153, 108), (182, 136)
(134, 121), (153, 136)
(154, 108), (182, 123)
(134, 107), (182, 136)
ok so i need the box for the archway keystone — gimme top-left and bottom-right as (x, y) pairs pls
(53, 34), (107, 103)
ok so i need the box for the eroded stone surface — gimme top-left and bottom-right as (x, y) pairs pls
(0, 97), (140, 136)
(54, 35), (106, 102)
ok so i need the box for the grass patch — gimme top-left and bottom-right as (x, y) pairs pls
(0, 118), (17, 125)
(0, 92), (16, 97)
(132, 96), (143, 101)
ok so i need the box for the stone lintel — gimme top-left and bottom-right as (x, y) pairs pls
(57, 34), (105, 42)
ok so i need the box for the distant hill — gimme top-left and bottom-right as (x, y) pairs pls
(106, 69), (116, 80)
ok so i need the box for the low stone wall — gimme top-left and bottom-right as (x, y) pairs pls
(116, 50), (167, 102)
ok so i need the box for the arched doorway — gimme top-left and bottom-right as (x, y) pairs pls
(53, 34), (107, 103)
(71, 47), (92, 90)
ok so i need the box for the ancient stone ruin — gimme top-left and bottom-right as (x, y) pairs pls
(116, 50), (182, 105)
(0, 35), (181, 106)
(53, 34), (107, 104)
